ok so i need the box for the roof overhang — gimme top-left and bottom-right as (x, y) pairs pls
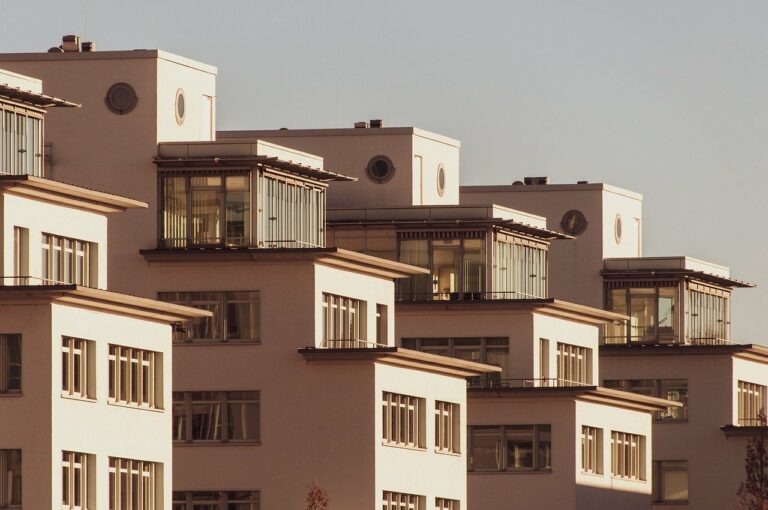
(0, 83), (80, 108)
(600, 343), (768, 364)
(0, 285), (210, 323)
(601, 269), (754, 289)
(0, 175), (147, 213)
(298, 346), (501, 378)
(140, 247), (429, 279)
(153, 155), (355, 182)
(397, 298), (628, 325)
(468, 385), (679, 413)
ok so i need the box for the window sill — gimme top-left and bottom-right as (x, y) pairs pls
(61, 393), (97, 403)
(611, 476), (647, 484)
(653, 501), (688, 506)
(580, 470), (604, 478)
(107, 401), (164, 413)
(654, 419), (688, 424)
(381, 442), (427, 452)
(173, 440), (261, 447)
(435, 449), (462, 457)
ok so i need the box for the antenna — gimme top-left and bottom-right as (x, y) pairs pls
(83, 0), (90, 41)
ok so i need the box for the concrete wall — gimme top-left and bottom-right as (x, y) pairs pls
(0, 68), (41, 92)
(1, 192), (108, 286)
(600, 352), (749, 510)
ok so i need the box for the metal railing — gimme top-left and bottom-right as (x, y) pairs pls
(469, 377), (592, 389)
(1, 275), (79, 286)
(322, 338), (388, 349)
(602, 335), (733, 347)
(396, 291), (546, 303)
(738, 417), (768, 427)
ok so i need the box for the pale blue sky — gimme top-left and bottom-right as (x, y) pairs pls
(3, 0), (766, 342)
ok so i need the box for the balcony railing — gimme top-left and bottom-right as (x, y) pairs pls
(159, 237), (323, 250)
(602, 335), (732, 347)
(1, 276), (84, 286)
(469, 377), (592, 389)
(396, 291), (546, 303)
(738, 417), (768, 427)
(322, 338), (388, 349)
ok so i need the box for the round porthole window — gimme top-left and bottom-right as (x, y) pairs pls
(366, 155), (395, 184)
(437, 164), (446, 196)
(175, 88), (186, 125)
(615, 213), (623, 244)
(105, 82), (138, 115)
(561, 209), (588, 236)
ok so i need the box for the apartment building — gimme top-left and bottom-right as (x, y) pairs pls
(0, 40), (500, 508)
(463, 182), (761, 508)
(0, 66), (207, 509)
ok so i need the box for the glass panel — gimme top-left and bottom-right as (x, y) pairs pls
(397, 239), (431, 300)
(191, 187), (222, 245)
(462, 238), (485, 294)
(506, 426), (534, 469)
(471, 427), (502, 471)
(628, 288), (657, 342)
(189, 391), (223, 440)
(227, 391), (260, 441)
(659, 380), (688, 421)
(605, 288), (628, 343)
(432, 242), (460, 296)
(225, 176), (249, 247)
(161, 176), (187, 248)
(537, 425), (552, 469)
(657, 287), (678, 342)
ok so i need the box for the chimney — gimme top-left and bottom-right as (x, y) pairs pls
(354, 121), (368, 129)
(81, 41), (95, 52)
(523, 176), (550, 185)
(370, 119), (383, 128)
(62, 35), (81, 52)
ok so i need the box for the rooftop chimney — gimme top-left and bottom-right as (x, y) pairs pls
(370, 119), (383, 128)
(523, 176), (549, 185)
(81, 41), (95, 52)
(62, 35), (80, 52)
(354, 121), (368, 129)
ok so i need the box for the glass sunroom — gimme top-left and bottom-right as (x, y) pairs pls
(602, 257), (754, 345)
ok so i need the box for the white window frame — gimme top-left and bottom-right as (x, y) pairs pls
(556, 342), (591, 385)
(435, 498), (460, 510)
(322, 293), (366, 347)
(61, 337), (94, 400)
(41, 233), (95, 287)
(108, 458), (157, 510)
(0, 449), (21, 508)
(610, 431), (646, 481)
(62, 451), (90, 510)
(435, 401), (460, 454)
(383, 491), (424, 510)
(581, 426), (603, 475)
(738, 380), (767, 426)
(382, 392), (425, 449)
(108, 345), (161, 409)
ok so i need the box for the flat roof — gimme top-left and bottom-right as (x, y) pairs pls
(0, 285), (210, 323)
(468, 385), (680, 413)
(298, 346), (500, 377)
(0, 82), (79, 108)
(461, 182), (643, 201)
(328, 205), (569, 241)
(397, 298), (628, 325)
(0, 175), (147, 213)
(219, 126), (461, 148)
(0, 49), (217, 75)
(600, 343), (768, 364)
(140, 247), (429, 279)
(603, 256), (754, 288)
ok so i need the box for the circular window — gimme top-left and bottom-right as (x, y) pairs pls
(436, 164), (446, 196)
(105, 82), (138, 115)
(366, 155), (395, 184)
(175, 88), (186, 125)
(615, 213), (623, 244)
(561, 209), (588, 236)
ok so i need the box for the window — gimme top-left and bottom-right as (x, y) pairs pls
(382, 491), (423, 510)
(435, 401), (460, 454)
(41, 234), (95, 287)
(258, 171), (325, 248)
(468, 425), (551, 472)
(376, 304), (388, 344)
(0, 334), (21, 394)
(653, 461), (688, 503)
(108, 458), (158, 510)
(397, 234), (486, 301)
(158, 291), (260, 343)
(0, 449), (21, 508)
(172, 491), (260, 509)
(604, 284), (679, 344)
(0, 101), (43, 177)
(160, 172), (251, 248)
(62, 451), (90, 510)
(556, 343), (591, 385)
(435, 498), (459, 510)
(603, 379), (688, 421)
(581, 426), (603, 475)
(108, 345), (162, 409)
(401, 337), (508, 387)
(687, 284), (729, 343)
(610, 431), (645, 481)
(173, 391), (260, 443)
(62, 337), (95, 399)
(738, 381), (766, 426)
(322, 293), (366, 347)
(13, 227), (28, 285)
(382, 392), (425, 449)
(494, 237), (548, 299)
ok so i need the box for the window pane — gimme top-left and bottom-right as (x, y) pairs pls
(506, 426), (534, 469)
(228, 392), (260, 441)
(471, 427), (502, 471)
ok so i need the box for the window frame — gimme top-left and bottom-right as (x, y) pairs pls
(62, 451), (90, 510)
(610, 431), (646, 481)
(581, 426), (603, 475)
(0, 334), (21, 394)
(61, 337), (95, 400)
(0, 449), (22, 508)
(108, 345), (162, 410)
(738, 380), (767, 426)
(381, 392), (426, 450)
(434, 401), (461, 454)
(41, 233), (95, 287)
(173, 390), (261, 444)
(653, 460), (689, 503)
(108, 457), (157, 510)
(322, 293), (367, 347)
(382, 491), (424, 510)
(555, 342), (592, 385)
(467, 424), (552, 473)
(603, 379), (688, 422)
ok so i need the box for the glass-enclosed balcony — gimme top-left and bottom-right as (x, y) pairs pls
(602, 257), (754, 345)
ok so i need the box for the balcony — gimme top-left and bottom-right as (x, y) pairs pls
(322, 338), (388, 349)
(469, 377), (593, 390)
(396, 290), (547, 303)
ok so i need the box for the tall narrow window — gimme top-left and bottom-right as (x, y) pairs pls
(376, 304), (388, 345)
(62, 451), (90, 509)
(539, 338), (550, 382)
(382, 392), (425, 449)
(581, 426), (603, 475)
(0, 449), (21, 508)
(12, 227), (28, 285)
(0, 334), (21, 394)
(108, 458), (157, 510)
(173, 391), (260, 443)
(738, 381), (766, 426)
(108, 345), (162, 409)
(435, 401), (460, 454)
(322, 293), (366, 347)
(610, 431), (646, 481)
(158, 291), (260, 344)
(61, 337), (95, 399)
